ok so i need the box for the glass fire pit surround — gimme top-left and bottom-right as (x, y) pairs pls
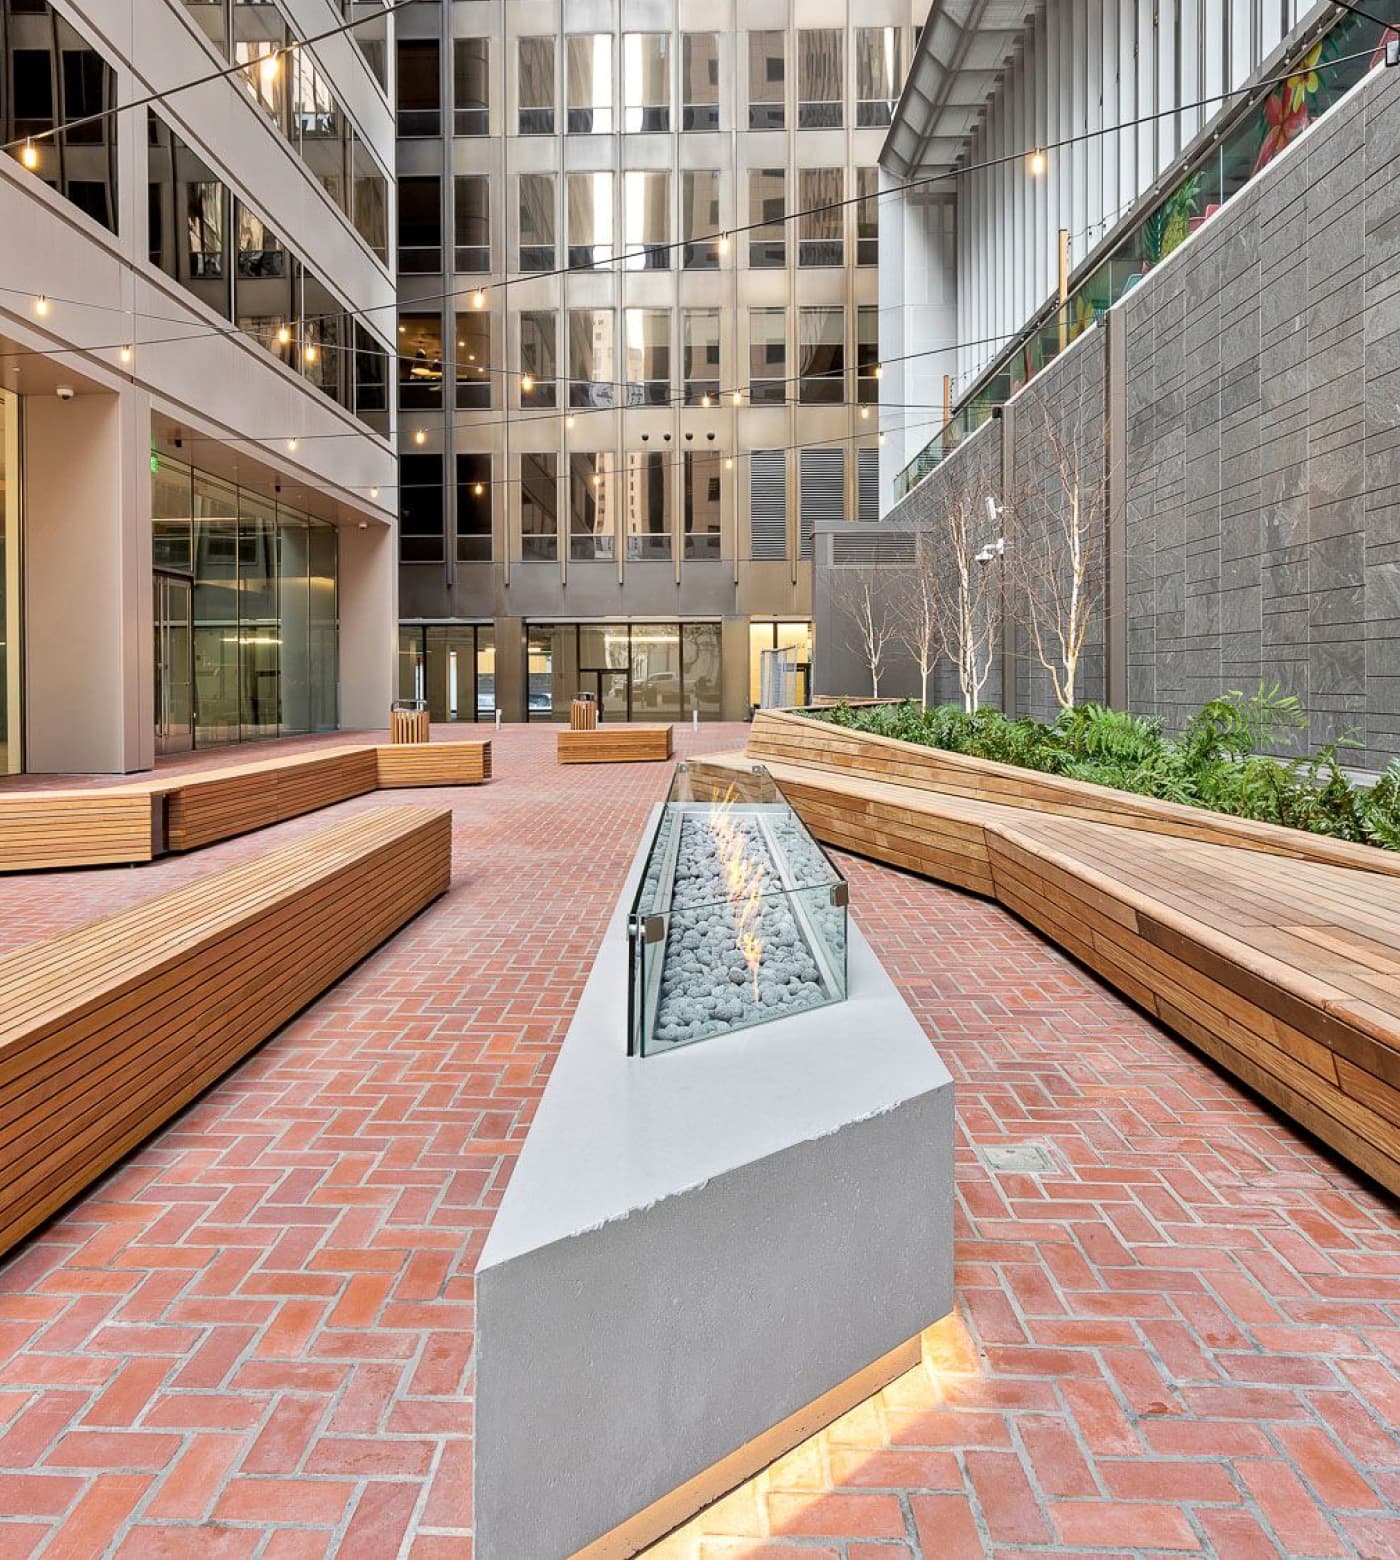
(628, 763), (848, 1056)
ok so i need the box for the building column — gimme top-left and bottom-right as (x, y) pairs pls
(494, 617), (526, 723)
(721, 617), (751, 720)
(338, 520), (397, 732)
(999, 405), (1018, 719)
(23, 387), (153, 774)
(1104, 309), (1128, 709)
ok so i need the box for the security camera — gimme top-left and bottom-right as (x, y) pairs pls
(55, 384), (74, 401)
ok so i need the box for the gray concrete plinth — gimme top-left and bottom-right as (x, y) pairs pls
(475, 808), (955, 1560)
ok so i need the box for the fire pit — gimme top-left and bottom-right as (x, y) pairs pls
(628, 763), (847, 1055)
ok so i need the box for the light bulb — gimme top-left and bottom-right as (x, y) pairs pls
(33, 295), (49, 317)
(873, 364), (882, 380)
(701, 393), (711, 408)
(879, 432), (886, 444)
(303, 343), (318, 364)
(259, 50), (281, 87)
(472, 289), (487, 310)
(520, 372), (534, 393)
(20, 140), (38, 170)
(725, 456), (734, 469)
(370, 486), (379, 499)
(592, 473), (601, 486)
(413, 428), (427, 446)
(119, 344), (132, 365)
(287, 437), (298, 452)
(732, 389), (742, 407)
(718, 232), (730, 255)
(1029, 147), (1047, 176)
(473, 482), (485, 496)
(276, 324), (291, 346)
(566, 414), (575, 429)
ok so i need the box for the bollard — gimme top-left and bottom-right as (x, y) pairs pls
(495, 708), (502, 731)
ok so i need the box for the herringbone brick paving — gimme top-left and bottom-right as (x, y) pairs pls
(0, 724), (1397, 1557)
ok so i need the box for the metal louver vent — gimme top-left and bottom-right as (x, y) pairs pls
(828, 530), (916, 565)
(800, 448), (844, 559)
(858, 447), (879, 522)
(749, 449), (787, 560)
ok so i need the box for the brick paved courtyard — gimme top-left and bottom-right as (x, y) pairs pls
(0, 723), (1397, 1558)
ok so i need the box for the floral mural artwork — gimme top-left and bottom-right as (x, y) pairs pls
(1253, 42), (1324, 174)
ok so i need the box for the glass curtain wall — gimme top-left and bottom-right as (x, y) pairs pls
(524, 623), (722, 720)
(0, 390), (18, 773)
(151, 453), (339, 747)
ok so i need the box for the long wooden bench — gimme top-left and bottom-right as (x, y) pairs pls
(703, 711), (1400, 1197)
(557, 724), (674, 765)
(0, 805), (451, 1258)
(0, 739), (490, 874)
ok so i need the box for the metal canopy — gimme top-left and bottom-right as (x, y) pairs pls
(881, 0), (1039, 179)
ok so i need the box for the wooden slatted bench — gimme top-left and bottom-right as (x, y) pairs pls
(702, 711), (1400, 1197)
(556, 724), (673, 765)
(0, 805), (451, 1258)
(0, 739), (491, 873)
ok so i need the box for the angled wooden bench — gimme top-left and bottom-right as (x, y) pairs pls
(557, 724), (673, 765)
(0, 739), (491, 873)
(0, 805), (451, 1258)
(701, 710), (1400, 1197)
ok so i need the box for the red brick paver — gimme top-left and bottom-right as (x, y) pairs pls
(0, 724), (1397, 1558)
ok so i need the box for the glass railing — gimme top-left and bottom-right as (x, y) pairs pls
(895, 3), (1400, 500)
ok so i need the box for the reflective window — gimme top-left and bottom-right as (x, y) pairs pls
(566, 35), (613, 133)
(798, 30), (843, 128)
(749, 308), (786, 405)
(625, 453), (671, 561)
(567, 171), (613, 269)
(623, 170), (670, 270)
(354, 323), (389, 415)
(397, 37), (440, 136)
(683, 309), (720, 406)
(631, 623), (682, 717)
(681, 34), (719, 130)
(856, 27), (902, 126)
(399, 313), (444, 409)
(682, 171), (720, 268)
(454, 38), (489, 135)
(302, 271), (348, 406)
(748, 168), (785, 268)
(455, 311), (491, 409)
(799, 168), (842, 267)
(520, 310), (557, 408)
(457, 453), (492, 561)
(684, 451), (723, 560)
(191, 470), (240, 743)
(518, 172), (555, 272)
(858, 305), (879, 404)
(349, 1), (388, 91)
(398, 174), (441, 272)
(569, 453), (613, 560)
(683, 622), (722, 719)
(856, 166), (879, 266)
(624, 309), (670, 407)
(747, 31), (784, 129)
(294, 50), (345, 208)
(399, 453), (444, 562)
(148, 112), (229, 316)
(799, 306), (844, 404)
(569, 308), (614, 408)
(454, 173), (489, 271)
(522, 453), (560, 561)
(518, 36), (555, 133)
(623, 33), (669, 131)
(182, 1), (227, 53)
(234, 1), (289, 133)
(352, 133), (388, 261)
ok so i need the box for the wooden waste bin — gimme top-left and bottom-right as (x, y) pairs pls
(570, 694), (598, 731)
(390, 705), (431, 744)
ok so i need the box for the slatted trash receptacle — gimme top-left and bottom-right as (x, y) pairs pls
(569, 692), (598, 731)
(390, 700), (431, 744)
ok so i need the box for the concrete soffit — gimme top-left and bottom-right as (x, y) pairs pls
(880, 0), (1039, 180)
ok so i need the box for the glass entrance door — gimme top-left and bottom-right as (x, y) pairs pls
(154, 572), (194, 755)
(581, 667), (630, 720)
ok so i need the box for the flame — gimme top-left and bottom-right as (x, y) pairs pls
(709, 786), (765, 1001)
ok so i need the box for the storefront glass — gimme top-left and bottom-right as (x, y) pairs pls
(750, 621), (813, 708)
(524, 621), (724, 720)
(397, 623), (496, 721)
(0, 390), (18, 773)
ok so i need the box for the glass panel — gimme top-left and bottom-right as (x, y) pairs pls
(856, 166), (879, 265)
(454, 173), (489, 271)
(398, 626), (425, 704)
(684, 450), (724, 560)
(623, 170), (669, 270)
(399, 453), (445, 562)
(521, 452), (559, 561)
(398, 174), (441, 272)
(154, 574), (194, 755)
(567, 170), (613, 268)
(799, 168), (842, 266)
(518, 36), (555, 133)
(454, 38), (489, 135)
(631, 623), (681, 717)
(152, 454), (193, 573)
(1, 390), (18, 773)
(352, 133), (388, 260)
(182, 0), (227, 54)
(856, 26), (902, 126)
(683, 309), (720, 405)
(455, 311), (491, 409)
(681, 34), (719, 130)
(623, 33), (669, 131)
(857, 305), (879, 404)
(569, 308), (614, 408)
(749, 308), (787, 406)
(350, 1), (388, 91)
(302, 270), (349, 409)
(625, 452), (671, 561)
(238, 493), (279, 741)
(424, 624), (477, 721)
(682, 170), (720, 268)
(354, 323), (389, 416)
(476, 626), (496, 718)
(566, 34), (613, 133)
(569, 453), (614, 560)
(294, 49), (344, 208)
(148, 110), (229, 316)
(396, 37), (440, 135)
(233, 0), (288, 132)
(399, 312), (444, 409)
(276, 514), (310, 735)
(623, 309), (670, 407)
(519, 309), (557, 408)
(748, 30), (784, 129)
(308, 522), (337, 731)
(526, 624), (573, 720)
(799, 306), (844, 405)
(776, 621), (812, 707)
(748, 167), (785, 267)
(192, 471), (240, 746)
(682, 622), (722, 719)
(518, 172), (555, 272)
(798, 29), (842, 127)
(457, 453), (492, 562)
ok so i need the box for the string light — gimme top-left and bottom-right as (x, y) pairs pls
(1029, 147), (1047, 176)
(520, 372), (534, 393)
(873, 364), (882, 380)
(258, 51), (281, 88)
(20, 140), (37, 170)
(725, 456), (734, 469)
(860, 406), (870, 419)
(303, 342), (318, 364)
(33, 295), (48, 317)
(732, 389), (742, 407)
(413, 428), (427, 445)
(472, 289), (487, 310)
(370, 485), (379, 499)
(473, 481), (485, 496)
(701, 393), (711, 408)
(718, 232), (730, 255)
(286, 437), (298, 451)
(566, 414), (575, 429)
(119, 344), (132, 364)
(276, 324), (291, 346)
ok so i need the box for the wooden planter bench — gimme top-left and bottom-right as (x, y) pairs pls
(556, 724), (674, 765)
(706, 711), (1400, 1198)
(0, 805), (451, 1258)
(0, 739), (491, 873)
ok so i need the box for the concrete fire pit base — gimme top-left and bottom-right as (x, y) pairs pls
(474, 807), (955, 1560)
